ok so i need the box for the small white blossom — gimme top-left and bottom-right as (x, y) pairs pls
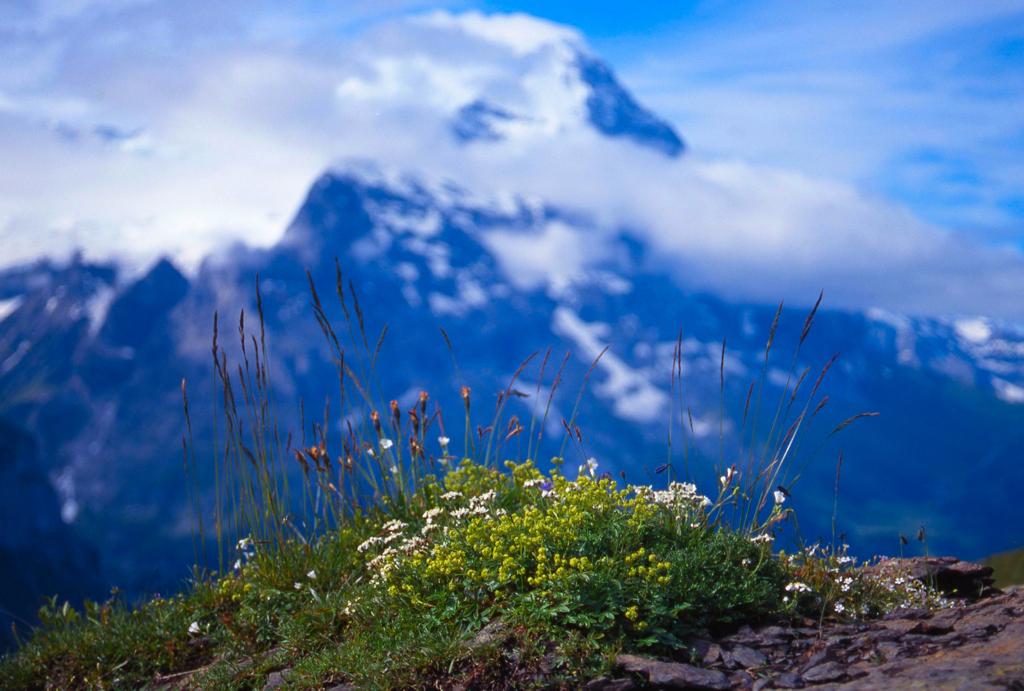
(441, 491), (462, 501)
(719, 467), (737, 487)
(307, 570), (317, 579)
(188, 621), (200, 634)
(236, 537), (252, 551)
(380, 438), (393, 450)
(357, 536), (382, 552)
(785, 582), (811, 593)
(294, 582), (302, 590)
(389, 464), (398, 474)
(367, 449), (376, 458)
(233, 559), (242, 571)
(750, 534), (774, 544)
(438, 436), (450, 447)
(774, 490), (786, 505)
(834, 602), (846, 613)
(422, 507), (444, 521)
(578, 457), (599, 477)
(471, 490), (497, 505)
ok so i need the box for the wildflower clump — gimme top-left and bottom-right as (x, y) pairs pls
(355, 459), (786, 649)
(779, 543), (953, 620)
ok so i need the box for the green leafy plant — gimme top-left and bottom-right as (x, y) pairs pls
(2, 276), (908, 691)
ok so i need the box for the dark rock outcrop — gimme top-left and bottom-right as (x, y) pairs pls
(861, 556), (996, 599)
(601, 578), (1024, 690)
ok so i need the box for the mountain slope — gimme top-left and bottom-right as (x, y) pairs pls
(1, 22), (1023, 634)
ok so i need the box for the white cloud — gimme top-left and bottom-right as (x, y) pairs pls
(1, 4), (1024, 320)
(417, 10), (582, 57)
(617, 0), (1024, 232)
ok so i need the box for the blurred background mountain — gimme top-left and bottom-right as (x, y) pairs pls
(1, 3), (1023, 650)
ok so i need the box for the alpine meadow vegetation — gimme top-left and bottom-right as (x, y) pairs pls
(0, 273), (948, 691)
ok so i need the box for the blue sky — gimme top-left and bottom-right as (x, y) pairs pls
(483, 0), (1024, 236)
(0, 0), (1022, 316)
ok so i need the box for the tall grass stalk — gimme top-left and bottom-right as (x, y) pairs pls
(661, 293), (876, 541)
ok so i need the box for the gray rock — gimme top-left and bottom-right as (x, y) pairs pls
(863, 557), (995, 598)
(687, 639), (723, 666)
(720, 625), (760, 646)
(616, 653), (730, 690)
(874, 641), (902, 661)
(801, 662), (847, 683)
(263, 669), (294, 691)
(465, 618), (507, 650)
(730, 644), (767, 669)
(729, 670), (754, 687)
(585, 678), (637, 691)
(801, 650), (838, 674)
(774, 672), (804, 688)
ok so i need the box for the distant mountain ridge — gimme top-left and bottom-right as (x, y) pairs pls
(2, 26), (1024, 645)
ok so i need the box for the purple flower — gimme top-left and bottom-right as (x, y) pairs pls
(540, 481), (553, 492)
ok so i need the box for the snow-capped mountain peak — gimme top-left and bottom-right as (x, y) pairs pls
(340, 11), (684, 156)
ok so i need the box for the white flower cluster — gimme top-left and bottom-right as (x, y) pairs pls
(357, 535), (383, 553)
(750, 533), (774, 544)
(785, 581), (812, 594)
(358, 519), (410, 553)
(359, 488), (505, 583)
(648, 482), (713, 510)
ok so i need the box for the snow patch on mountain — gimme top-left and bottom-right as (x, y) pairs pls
(954, 317), (992, 344)
(992, 377), (1024, 404)
(85, 284), (116, 337)
(866, 308), (920, 366)
(552, 306), (668, 423)
(0, 296), (23, 323)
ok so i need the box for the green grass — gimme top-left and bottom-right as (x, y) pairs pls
(0, 279), (948, 690)
(983, 546), (1024, 588)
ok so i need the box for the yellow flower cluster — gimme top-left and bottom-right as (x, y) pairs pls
(383, 471), (689, 615)
(442, 459), (507, 499)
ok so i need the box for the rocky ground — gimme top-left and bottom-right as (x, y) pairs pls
(602, 557), (1024, 691)
(151, 557), (1024, 691)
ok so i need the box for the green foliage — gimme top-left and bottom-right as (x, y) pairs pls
(367, 464), (784, 650)
(778, 544), (954, 620)
(0, 280), (902, 690)
(983, 545), (1024, 588)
